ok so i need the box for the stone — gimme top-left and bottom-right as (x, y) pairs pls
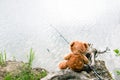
(41, 60), (113, 80)
(0, 60), (46, 80)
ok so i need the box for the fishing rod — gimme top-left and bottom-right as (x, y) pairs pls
(88, 65), (102, 80)
(49, 24), (102, 80)
(50, 24), (69, 44)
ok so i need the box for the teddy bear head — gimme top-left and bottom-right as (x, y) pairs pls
(70, 41), (88, 54)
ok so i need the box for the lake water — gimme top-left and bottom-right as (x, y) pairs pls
(0, 0), (120, 79)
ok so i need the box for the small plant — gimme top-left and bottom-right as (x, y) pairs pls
(4, 48), (47, 80)
(39, 70), (47, 79)
(4, 73), (12, 80)
(113, 49), (120, 76)
(27, 48), (35, 68)
(116, 70), (120, 75)
(0, 50), (6, 66)
(113, 49), (120, 56)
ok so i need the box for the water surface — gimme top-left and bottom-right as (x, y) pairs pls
(0, 0), (120, 79)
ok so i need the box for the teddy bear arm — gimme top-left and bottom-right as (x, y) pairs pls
(64, 54), (72, 60)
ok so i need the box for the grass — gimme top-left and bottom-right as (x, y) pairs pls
(27, 48), (35, 68)
(0, 50), (6, 66)
(4, 48), (47, 80)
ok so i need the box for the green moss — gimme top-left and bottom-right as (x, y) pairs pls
(4, 67), (47, 80)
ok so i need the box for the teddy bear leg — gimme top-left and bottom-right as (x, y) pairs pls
(58, 61), (68, 69)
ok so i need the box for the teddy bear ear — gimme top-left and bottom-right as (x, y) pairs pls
(84, 43), (88, 49)
(70, 42), (75, 47)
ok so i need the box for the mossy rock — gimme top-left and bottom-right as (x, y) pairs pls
(0, 60), (47, 80)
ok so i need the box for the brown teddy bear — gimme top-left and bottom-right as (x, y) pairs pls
(59, 41), (89, 71)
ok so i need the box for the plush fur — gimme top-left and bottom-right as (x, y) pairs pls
(59, 41), (89, 71)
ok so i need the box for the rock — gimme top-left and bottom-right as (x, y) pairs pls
(0, 60), (113, 80)
(41, 60), (113, 80)
(0, 60), (47, 80)
(0, 60), (24, 78)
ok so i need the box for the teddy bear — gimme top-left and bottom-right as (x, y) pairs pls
(59, 41), (89, 71)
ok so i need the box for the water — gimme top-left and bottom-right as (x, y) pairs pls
(0, 0), (120, 79)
